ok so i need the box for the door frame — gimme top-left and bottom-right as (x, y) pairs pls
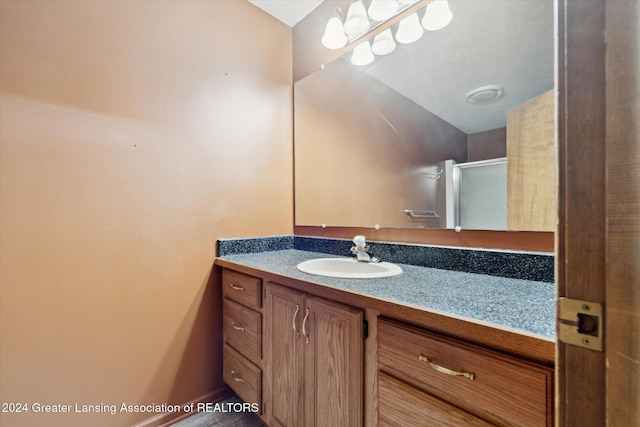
(556, 0), (639, 425)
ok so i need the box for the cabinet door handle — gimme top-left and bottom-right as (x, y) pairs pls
(229, 283), (245, 291)
(293, 304), (300, 338)
(231, 322), (245, 332)
(302, 308), (310, 344)
(418, 354), (475, 380)
(230, 370), (245, 383)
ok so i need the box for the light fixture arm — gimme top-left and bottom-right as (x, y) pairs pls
(333, 5), (343, 21)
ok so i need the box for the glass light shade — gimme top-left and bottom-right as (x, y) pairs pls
(368, 0), (398, 22)
(351, 41), (375, 66)
(395, 13), (423, 44)
(422, 0), (453, 31)
(371, 29), (396, 55)
(344, 0), (370, 38)
(322, 16), (348, 49)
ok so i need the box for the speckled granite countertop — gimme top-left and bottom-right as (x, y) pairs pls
(218, 249), (556, 340)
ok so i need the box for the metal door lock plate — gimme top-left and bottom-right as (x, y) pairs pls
(557, 298), (603, 351)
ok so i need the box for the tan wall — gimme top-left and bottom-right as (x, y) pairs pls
(0, 1), (292, 426)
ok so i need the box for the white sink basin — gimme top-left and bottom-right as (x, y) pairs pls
(296, 257), (402, 279)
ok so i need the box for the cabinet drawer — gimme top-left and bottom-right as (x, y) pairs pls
(378, 372), (494, 427)
(378, 318), (552, 427)
(223, 344), (262, 410)
(222, 269), (262, 309)
(223, 298), (262, 363)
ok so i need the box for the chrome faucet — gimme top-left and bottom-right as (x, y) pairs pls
(350, 235), (373, 262)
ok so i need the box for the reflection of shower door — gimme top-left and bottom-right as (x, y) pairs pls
(449, 158), (507, 230)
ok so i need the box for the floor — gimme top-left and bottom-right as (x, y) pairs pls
(171, 395), (264, 427)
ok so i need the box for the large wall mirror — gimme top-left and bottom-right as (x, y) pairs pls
(294, 0), (555, 231)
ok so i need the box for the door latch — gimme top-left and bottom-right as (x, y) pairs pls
(557, 298), (603, 351)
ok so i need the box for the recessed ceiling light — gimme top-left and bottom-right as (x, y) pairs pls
(466, 85), (504, 104)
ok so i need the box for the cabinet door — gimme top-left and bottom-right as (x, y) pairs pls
(304, 295), (363, 427)
(265, 283), (305, 427)
(507, 89), (556, 231)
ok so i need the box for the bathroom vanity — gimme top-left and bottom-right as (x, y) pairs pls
(216, 244), (554, 427)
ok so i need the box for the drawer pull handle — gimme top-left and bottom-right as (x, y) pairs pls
(231, 322), (245, 332)
(293, 304), (300, 338)
(419, 354), (475, 380)
(302, 308), (310, 344)
(230, 370), (245, 383)
(229, 283), (245, 291)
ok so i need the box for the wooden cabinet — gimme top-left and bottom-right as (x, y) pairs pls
(264, 282), (363, 427)
(264, 283), (303, 426)
(221, 269), (263, 412)
(378, 371), (494, 427)
(507, 89), (556, 231)
(219, 263), (553, 427)
(223, 345), (262, 407)
(223, 298), (262, 362)
(222, 268), (262, 309)
(377, 317), (553, 426)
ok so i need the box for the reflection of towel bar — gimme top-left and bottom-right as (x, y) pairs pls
(404, 209), (440, 218)
(426, 169), (444, 179)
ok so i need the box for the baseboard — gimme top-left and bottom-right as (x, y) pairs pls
(130, 386), (233, 427)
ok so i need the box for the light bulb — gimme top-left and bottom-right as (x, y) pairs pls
(344, 0), (370, 38)
(371, 29), (396, 55)
(368, 0), (398, 22)
(395, 13), (423, 44)
(351, 41), (375, 66)
(422, 0), (453, 31)
(322, 16), (347, 49)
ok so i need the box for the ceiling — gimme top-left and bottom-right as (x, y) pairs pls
(363, 0), (554, 134)
(247, 0), (322, 27)
(249, 0), (555, 135)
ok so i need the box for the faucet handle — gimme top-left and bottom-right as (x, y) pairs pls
(353, 235), (367, 249)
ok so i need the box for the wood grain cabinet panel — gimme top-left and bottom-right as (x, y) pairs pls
(507, 90), (556, 231)
(223, 344), (262, 408)
(222, 268), (262, 309)
(222, 298), (262, 363)
(265, 282), (363, 427)
(221, 268), (264, 416)
(303, 295), (363, 427)
(264, 283), (305, 427)
(378, 371), (494, 427)
(378, 317), (553, 427)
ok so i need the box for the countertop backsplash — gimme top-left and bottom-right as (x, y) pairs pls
(217, 235), (554, 283)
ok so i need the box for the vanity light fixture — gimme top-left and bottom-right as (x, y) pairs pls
(321, 0), (405, 50)
(368, 0), (399, 22)
(344, 0), (370, 38)
(351, 40), (375, 66)
(322, 7), (348, 49)
(321, 0), (453, 64)
(422, 0), (453, 31)
(395, 12), (424, 44)
(371, 28), (396, 55)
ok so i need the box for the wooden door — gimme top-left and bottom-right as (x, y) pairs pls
(303, 295), (364, 427)
(603, 1), (640, 424)
(557, 0), (639, 426)
(506, 90), (556, 231)
(265, 283), (305, 427)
